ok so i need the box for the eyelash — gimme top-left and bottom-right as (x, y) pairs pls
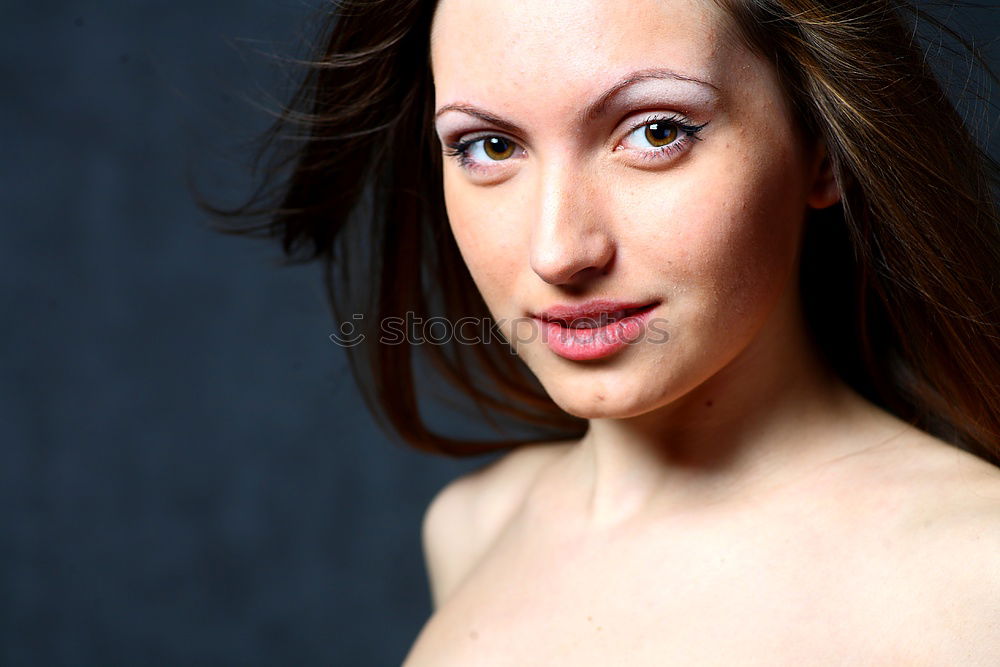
(443, 113), (708, 173)
(624, 113), (709, 162)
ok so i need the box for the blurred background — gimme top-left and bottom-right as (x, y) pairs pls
(1, 1), (996, 665)
(1, 1), (486, 664)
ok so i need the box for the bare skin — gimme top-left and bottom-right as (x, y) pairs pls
(406, 430), (1000, 665)
(404, 0), (1000, 662)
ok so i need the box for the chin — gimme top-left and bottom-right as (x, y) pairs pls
(543, 379), (665, 421)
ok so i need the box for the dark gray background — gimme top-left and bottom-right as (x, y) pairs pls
(2, 2), (481, 665)
(1, 1), (997, 665)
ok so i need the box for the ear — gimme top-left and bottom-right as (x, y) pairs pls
(806, 140), (841, 210)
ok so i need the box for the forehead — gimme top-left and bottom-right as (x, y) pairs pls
(430, 0), (740, 104)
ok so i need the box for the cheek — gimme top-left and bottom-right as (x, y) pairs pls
(626, 148), (806, 317)
(442, 174), (524, 303)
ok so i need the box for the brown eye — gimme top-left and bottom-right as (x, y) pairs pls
(483, 136), (515, 160)
(644, 122), (678, 147)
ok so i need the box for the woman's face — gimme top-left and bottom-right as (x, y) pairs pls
(430, 0), (836, 419)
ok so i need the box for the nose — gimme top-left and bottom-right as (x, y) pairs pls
(528, 162), (616, 286)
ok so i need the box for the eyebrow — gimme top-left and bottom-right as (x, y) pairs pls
(434, 67), (720, 132)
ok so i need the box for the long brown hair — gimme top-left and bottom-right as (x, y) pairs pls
(203, 0), (1000, 465)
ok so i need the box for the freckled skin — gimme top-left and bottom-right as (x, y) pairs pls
(431, 0), (835, 421)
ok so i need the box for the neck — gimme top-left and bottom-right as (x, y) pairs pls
(565, 291), (895, 529)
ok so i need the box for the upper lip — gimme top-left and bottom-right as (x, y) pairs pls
(533, 298), (660, 325)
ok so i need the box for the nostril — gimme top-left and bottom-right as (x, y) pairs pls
(530, 243), (616, 286)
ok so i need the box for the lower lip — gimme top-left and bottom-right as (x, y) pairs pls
(538, 305), (657, 361)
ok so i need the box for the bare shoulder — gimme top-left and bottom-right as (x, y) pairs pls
(420, 439), (574, 609)
(889, 434), (1000, 528)
(866, 429), (1000, 544)
(879, 436), (1000, 658)
(923, 456), (1000, 661)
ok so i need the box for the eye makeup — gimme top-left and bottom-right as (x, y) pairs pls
(435, 75), (720, 180)
(442, 110), (709, 176)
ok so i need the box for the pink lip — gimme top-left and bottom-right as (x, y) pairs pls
(532, 299), (661, 361)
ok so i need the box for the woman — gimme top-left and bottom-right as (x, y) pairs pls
(213, 0), (1000, 662)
